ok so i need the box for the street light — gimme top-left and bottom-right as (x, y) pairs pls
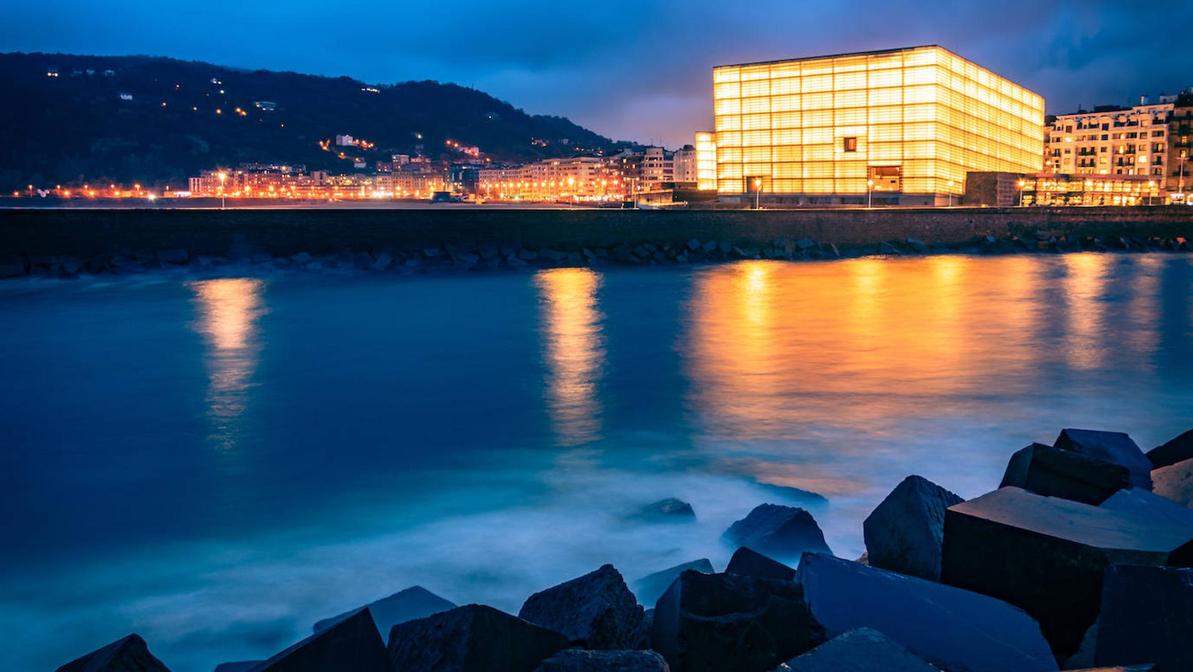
(947, 180), (955, 207)
(1179, 150), (1188, 204)
(1017, 179), (1026, 207)
(867, 179), (874, 208)
(752, 177), (762, 209)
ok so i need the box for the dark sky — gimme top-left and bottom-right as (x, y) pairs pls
(4, 0), (1191, 147)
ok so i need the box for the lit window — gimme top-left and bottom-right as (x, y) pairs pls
(843, 137), (858, 152)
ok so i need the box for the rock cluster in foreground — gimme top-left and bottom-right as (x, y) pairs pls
(5, 233), (1189, 280)
(56, 426), (1193, 672)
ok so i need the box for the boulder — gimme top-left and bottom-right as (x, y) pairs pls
(940, 487), (1193, 661)
(862, 474), (963, 580)
(632, 559), (714, 607)
(1152, 457), (1193, 507)
(313, 585), (456, 637)
(214, 663), (261, 672)
(635, 498), (695, 522)
(724, 546), (795, 582)
(245, 608), (389, 672)
(1053, 429), (1153, 490)
(534, 649), (669, 672)
(55, 633), (171, 672)
(388, 604), (568, 672)
(1099, 488), (1193, 527)
(518, 564), (644, 649)
(1000, 442), (1132, 505)
(1146, 428), (1193, 469)
(650, 570), (813, 672)
(1093, 564), (1193, 670)
(721, 504), (831, 563)
(797, 552), (1056, 672)
(777, 627), (938, 672)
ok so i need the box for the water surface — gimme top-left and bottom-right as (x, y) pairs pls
(1, 254), (1191, 671)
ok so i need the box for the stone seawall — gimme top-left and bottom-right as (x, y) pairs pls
(1, 206), (1191, 277)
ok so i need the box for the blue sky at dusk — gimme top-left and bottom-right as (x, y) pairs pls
(4, 0), (1191, 146)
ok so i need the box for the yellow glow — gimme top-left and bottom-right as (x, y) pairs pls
(536, 268), (604, 446)
(684, 257), (1048, 445)
(695, 131), (718, 190)
(190, 278), (266, 452)
(712, 45), (1045, 196)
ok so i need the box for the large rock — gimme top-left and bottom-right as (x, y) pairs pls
(1093, 564), (1193, 670)
(797, 552), (1056, 672)
(214, 664), (261, 672)
(1000, 442), (1132, 505)
(534, 649), (668, 672)
(777, 628), (938, 672)
(313, 585), (455, 636)
(55, 634), (171, 672)
(245, 608), (389, 672)
(1053, 429), (1153, 490)
(724, 546), (795, 582)
(1152, 457), (1193, 507)
(632, 559), (714, 607)
(635, 498), (695, 522)
(1099, 487), (1193, 527)
(940, 487), (1193, 661)
(721, 504), (831, 563)
(862, 475), (963, 580)
(518, 564), (644, 649)
(1146, 428), (1193, 469)
(388, 604), (568, 672)
(650, 570), (813, 672)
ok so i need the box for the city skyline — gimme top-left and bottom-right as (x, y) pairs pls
(3, 0), (1192, 147)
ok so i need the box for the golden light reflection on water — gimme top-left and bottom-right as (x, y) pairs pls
(685, 257), (1081, 440)
(1061, 253), (1110, 371)
(190, 278), (266, 451)
(536, 268), (605, 446)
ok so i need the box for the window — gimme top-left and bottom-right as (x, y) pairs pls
(843, 136), (858, 152)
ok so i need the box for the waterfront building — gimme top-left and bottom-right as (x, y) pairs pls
(640, 147), (674, 191)
(695, 132), (718, 191)
(1045, 100), (1172, 178)
(476, 156), (626, 201)
(673, 145), (698, 187)
(712, 45), (1045, 205)
(1168, 91), (1192, 202)
(964, 171), (1165, 207)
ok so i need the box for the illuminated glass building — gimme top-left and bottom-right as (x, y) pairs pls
(712, 45), (1045, 205)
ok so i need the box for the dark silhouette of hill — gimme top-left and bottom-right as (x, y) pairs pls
(0, 52), (629, 187)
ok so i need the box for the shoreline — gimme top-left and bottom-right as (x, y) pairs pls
(1, 206), (1190, 279)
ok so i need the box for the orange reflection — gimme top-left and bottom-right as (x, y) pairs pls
(536, 268), (604, 446)
(1061, 254), (1109, 370)
(190, 278), (266, 451)
(686, 257), (1044, 440)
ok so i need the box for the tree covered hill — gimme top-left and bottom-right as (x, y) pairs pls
(0, 52), (629, 188)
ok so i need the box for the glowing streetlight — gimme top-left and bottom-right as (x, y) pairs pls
(867, 179), (875, 208)
(947, 180), (955, 207)
(1017, 178), (1026, 207)
(752, 177), (763, 209)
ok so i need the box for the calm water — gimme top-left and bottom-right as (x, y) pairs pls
(2, 254), (1192, 671)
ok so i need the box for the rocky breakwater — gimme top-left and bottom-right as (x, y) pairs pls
(56, 425), (1193, 672)
(2, 232), (1190, 280)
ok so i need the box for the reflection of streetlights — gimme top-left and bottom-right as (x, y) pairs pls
(217, 171), (228, 210)
(867, 179), (874, 208)
(752, 177), (762, 209)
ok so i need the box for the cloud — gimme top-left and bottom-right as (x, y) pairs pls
(3, 0), (1191, 145)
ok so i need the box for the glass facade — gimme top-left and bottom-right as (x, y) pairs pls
(713, 45), (1045, 200)
(695, 131), (718, 190)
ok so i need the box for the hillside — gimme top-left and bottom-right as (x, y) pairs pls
(0, 53), (629, 187)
